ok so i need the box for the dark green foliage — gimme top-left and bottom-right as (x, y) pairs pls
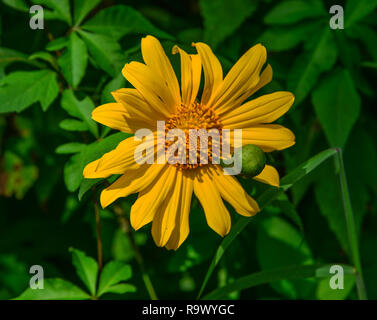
(0, 0), (376, 301)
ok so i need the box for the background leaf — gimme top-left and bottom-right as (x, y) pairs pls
(70, 248), (98, 296)
(82, 5), (173, 41)
(312, 69), (361, 148)
(97, 261), (132, 297)
(0, 70), (59, 113)
(14, 278), (90, 300)
(58, 32), (88, 88)
(199, 0), (257, 48)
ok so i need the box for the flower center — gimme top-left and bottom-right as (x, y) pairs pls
(165, 102), (222, 170)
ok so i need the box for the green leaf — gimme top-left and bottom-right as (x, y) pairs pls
(60, 90), (98, 137)
(32, 0), (72, 25)
(316, 266), (355, 300)
(103, 283), (136, 295)
(203, 264), (355, 300)
(288, 28), (337, 105)
(345, 0), (377, 27)
(59, 119), (88, 132)
(0, 70), (59, 113)
(82, 5), (173, 41)
(1, 151), (38, 199)
(69, 248), (98, 296)
(312, 69), (361, 148)
(101, 73), (125, 104)
(97, 261), (132, 297)
(73, 0), (101, 26)
(259, 22), (320, 51)
(0, 47), (43, 68)
(29, 51), (57, 69)
(274, 193), (304, 234)
(199, 0), (257, 48)
(78, 30), (124, 77)
(257, 217), (314, 298)
(78, 178), (103, 201)
(58, 32), (88, 88)
(46, 37), (68, 51)
(63, 132), (130, 192)
(264, 0), (326, 25)
(2, 0), (28, 12)
(197, 148), (337, 298)
(56, 142), (86, 155)
(14, 278), (90, 300)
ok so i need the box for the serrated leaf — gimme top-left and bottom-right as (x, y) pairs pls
(0, 70), (59, 113)
(60, 90), (98, 137)
(78, 30), (124, 77)
(199, 0), (257, 48)
(14, 278), (90, 300)
(264, 0), (326, 25)
(97, 261), (132, 297)
(82, 5), (173, 41)
(73, 0), (101, 26)
(312, 69), (361, 148)
(69, 248), (98, 296)
(58, 32), (88, 88)
(288, 28), (338, 105)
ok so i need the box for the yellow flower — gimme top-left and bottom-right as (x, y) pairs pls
(83, 35), (295, 250)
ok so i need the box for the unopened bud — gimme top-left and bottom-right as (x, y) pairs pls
(221, 144), (266, 178)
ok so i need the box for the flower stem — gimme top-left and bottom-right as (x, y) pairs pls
(93, 189), (103, 272)
(335, 148), (367, 300)
(114, 204), (158, 300)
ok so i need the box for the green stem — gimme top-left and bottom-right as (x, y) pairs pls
(335, 148), (367, 300)
(93, 189), (103, 272)
(114, 205), (158, 300)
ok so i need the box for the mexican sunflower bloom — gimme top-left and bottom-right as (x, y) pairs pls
(83, 35), (295, 250)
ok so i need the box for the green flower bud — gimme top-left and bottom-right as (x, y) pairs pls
(221, 144), (266, 178)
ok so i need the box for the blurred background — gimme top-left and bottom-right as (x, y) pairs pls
(0, 0), (376, 300)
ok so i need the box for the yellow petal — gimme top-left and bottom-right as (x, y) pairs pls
(111, 88), (166, 125)
(211, 44), (267, 114)
(130, 165), (176, 230)
(193, 167), (231, 236)
(211, 165), (259, 216)
(83, 136), (148, 179)
(165, 170), (194, 250)
(152, 169), (184, 247)
(100, 163), (166, 208)
(253, 165), (280, 187)
(122, 61), (176, 117)
(227, 124), (295, 152)
(192, 42), (223, 105)
(141, 35), (181, 107)
(222, 91), (295, 128)
(172, 46), (201, 107)
(246, 64), (273, 98)
(92, 102), (151, 133)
